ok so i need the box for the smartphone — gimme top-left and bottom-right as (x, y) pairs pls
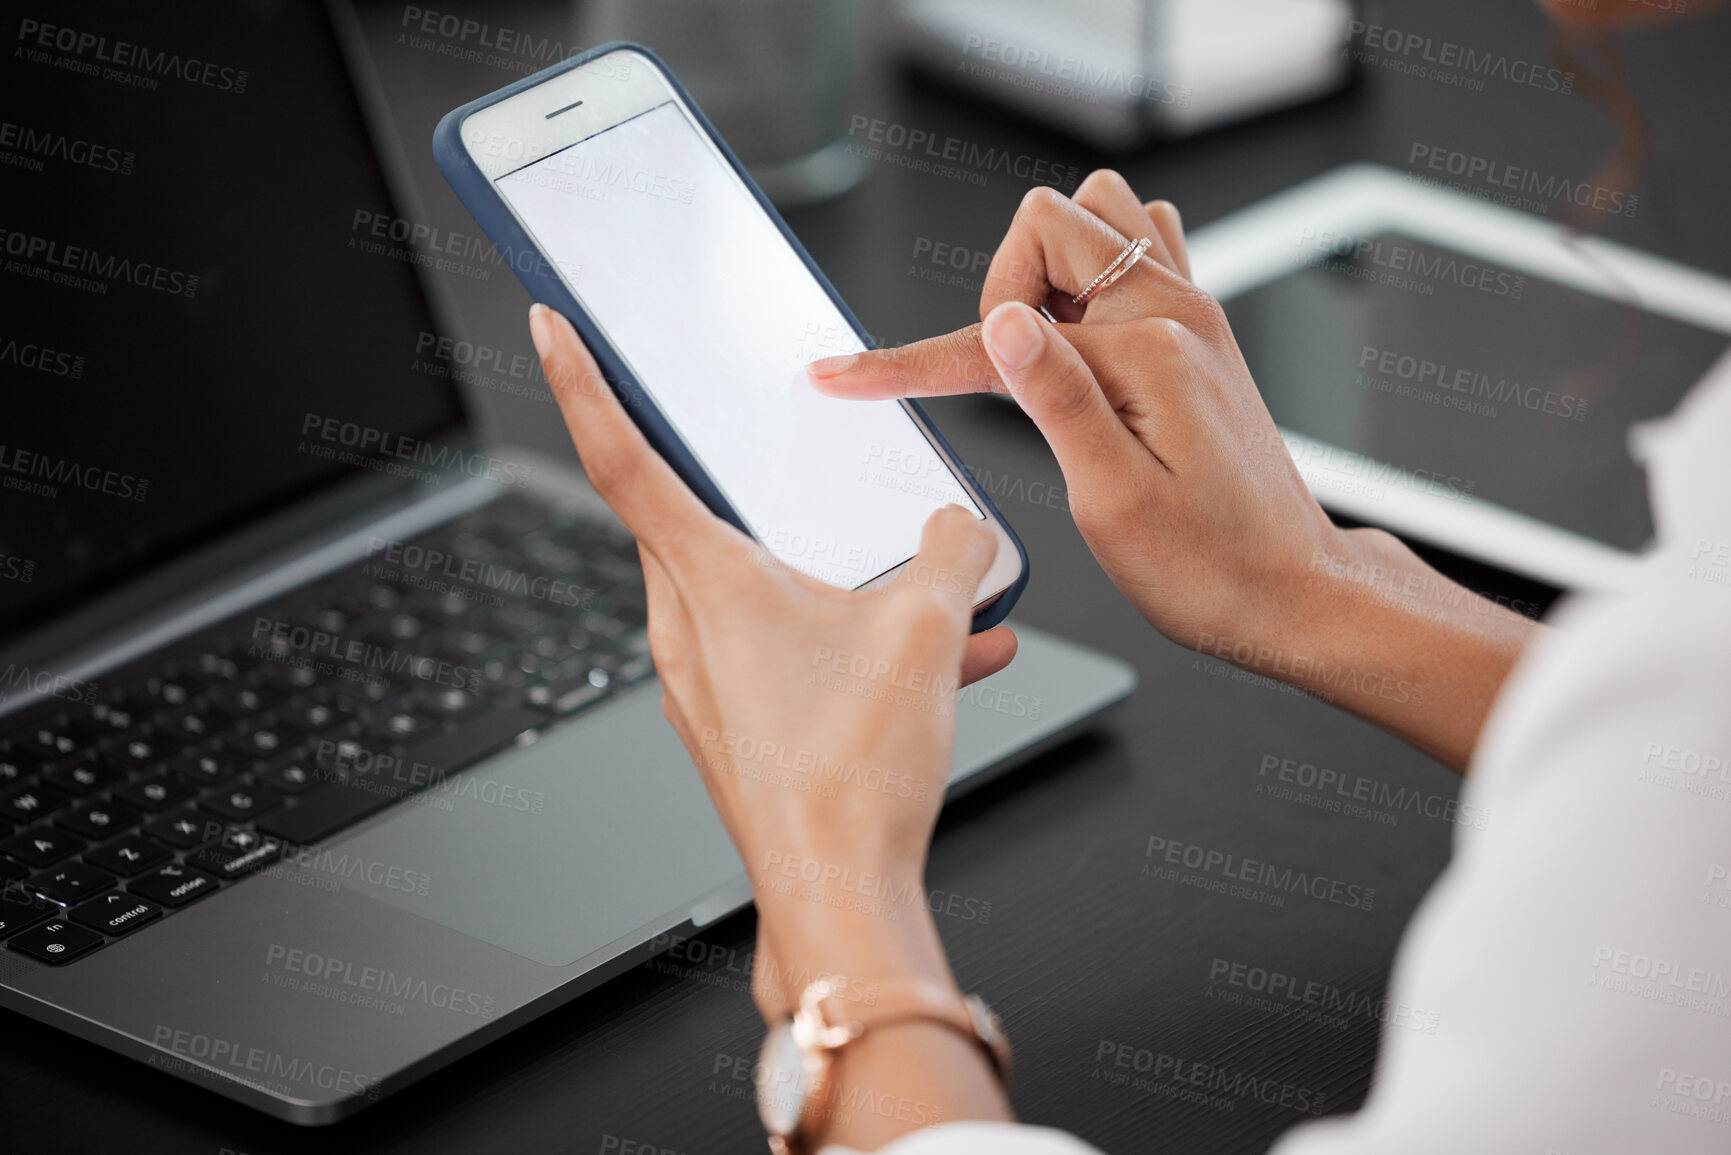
(433, 43), (1026, 631)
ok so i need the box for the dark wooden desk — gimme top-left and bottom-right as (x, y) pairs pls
(6, 2), (1729, 1152)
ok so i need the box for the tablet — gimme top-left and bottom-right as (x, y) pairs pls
(1188, 165), (1731, 592)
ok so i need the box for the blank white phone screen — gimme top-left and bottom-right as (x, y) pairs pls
(495, 99), (980, 589)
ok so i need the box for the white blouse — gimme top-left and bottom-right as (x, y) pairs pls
(828, 352), (1731, 1155)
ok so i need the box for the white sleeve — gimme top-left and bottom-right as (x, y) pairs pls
(822, 1122), (1104, 1155)
(1270, 353), (1731, 1155)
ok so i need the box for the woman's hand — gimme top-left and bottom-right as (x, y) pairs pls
(808, 171), (1539, 772)
(810, 172), (1334, 653)
(530, 303), (1015, 1147)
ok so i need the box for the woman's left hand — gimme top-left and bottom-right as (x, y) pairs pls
(529, 304), (1018, 1016)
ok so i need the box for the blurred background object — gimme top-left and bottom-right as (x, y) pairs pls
(1538, 0), (1726, 31)
(578, 0), (872, 206)
(893, 0), (1355, 150)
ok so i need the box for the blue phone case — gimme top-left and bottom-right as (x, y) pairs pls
(432, 41), (1027, 632)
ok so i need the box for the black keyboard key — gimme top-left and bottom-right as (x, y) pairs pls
(0, 859), (25, 883)
(423, 590), (476, 622)
(57, 800), (140, 841)
(143, 809), (216, 850)
(322, 679), (393, 713)
(0, 828), (86, 868)
(473, 657), (530, 696)
(166, 748), (246, 784)
(491, 603), (549, 635)
(183, 651), (242, 685)
(253, 661), (321, 695)
(129, 862), (219, 908)
(483, 492), (549, 536)
(153, 707), (217, 745)
(98, 734), (176, 773)
(43, 760), (122, 796)
(168, 751), (250, 786)
(366, 709), (439, 745)
(257, 757), (316, 795)
(185, 829), (280, 880)
(442, 629), (497, 658)
(18, 724), (81, 761)
(142, 674), (196, 710)
(84, 834), (172, 877)
(223, 726), (287, 760)
(382, 612), (426, 642)
(87, 700), (138, 734)
(308, 736), (369, 778)
(354, 581), (402, 613)
(526, 629), (581, 665)
(71, 891), (163, 936)
(0, 783), (68, 823)
(113, 771), (195, 812)
(418, 685), (485, 718)
(447, 527), (496, 559)
(526, 679), (606, 716)
(8, 918), (103, 964)
(204, 683), (271, 719)
(524, 667), (612, 714)
(289, 605), (349, 633)
(234, 675), (292, 716)
(519, 533), (578, 571)
(26, 862), (114, 905)
(199, 784), (281, 823)
(0, 750), (43, 784)
(0, 881), (56, 936)
(276, 701), (340, 738)
(56, 704), (112, 742)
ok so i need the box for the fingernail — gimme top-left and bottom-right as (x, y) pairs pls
(805, 353), (858, 380)
(528, 303), (554, 359)
(982, 303), (1044, 370)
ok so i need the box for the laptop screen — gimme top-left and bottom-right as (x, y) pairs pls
(0, 2), (466, 646)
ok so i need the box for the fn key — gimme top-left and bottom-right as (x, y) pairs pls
(9, 919), (104, 965)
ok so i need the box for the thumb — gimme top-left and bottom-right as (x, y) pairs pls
(980, 301), (1140, 487)
(897, 504), (999, 628)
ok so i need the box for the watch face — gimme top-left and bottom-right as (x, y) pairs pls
(756, 1020), (813, 1136)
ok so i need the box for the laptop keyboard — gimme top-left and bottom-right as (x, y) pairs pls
(0, 493), (650, 966)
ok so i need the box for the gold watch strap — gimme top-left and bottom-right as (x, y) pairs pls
(810, 977), (1013, 1085)
(764, 978), (1014, 1155)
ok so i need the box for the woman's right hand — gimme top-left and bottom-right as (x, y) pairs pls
(807, 171), (1539, 772)
(808, 171), (1342, 658)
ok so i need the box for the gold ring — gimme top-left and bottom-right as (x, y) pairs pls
(1072, 236), (1152, 306)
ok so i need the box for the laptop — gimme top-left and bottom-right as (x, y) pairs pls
(0, 0), (1135, 1124)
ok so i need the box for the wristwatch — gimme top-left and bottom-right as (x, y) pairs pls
(755, 975), (1012, 1155)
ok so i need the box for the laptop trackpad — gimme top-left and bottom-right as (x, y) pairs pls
(305, 684), (744, 968)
